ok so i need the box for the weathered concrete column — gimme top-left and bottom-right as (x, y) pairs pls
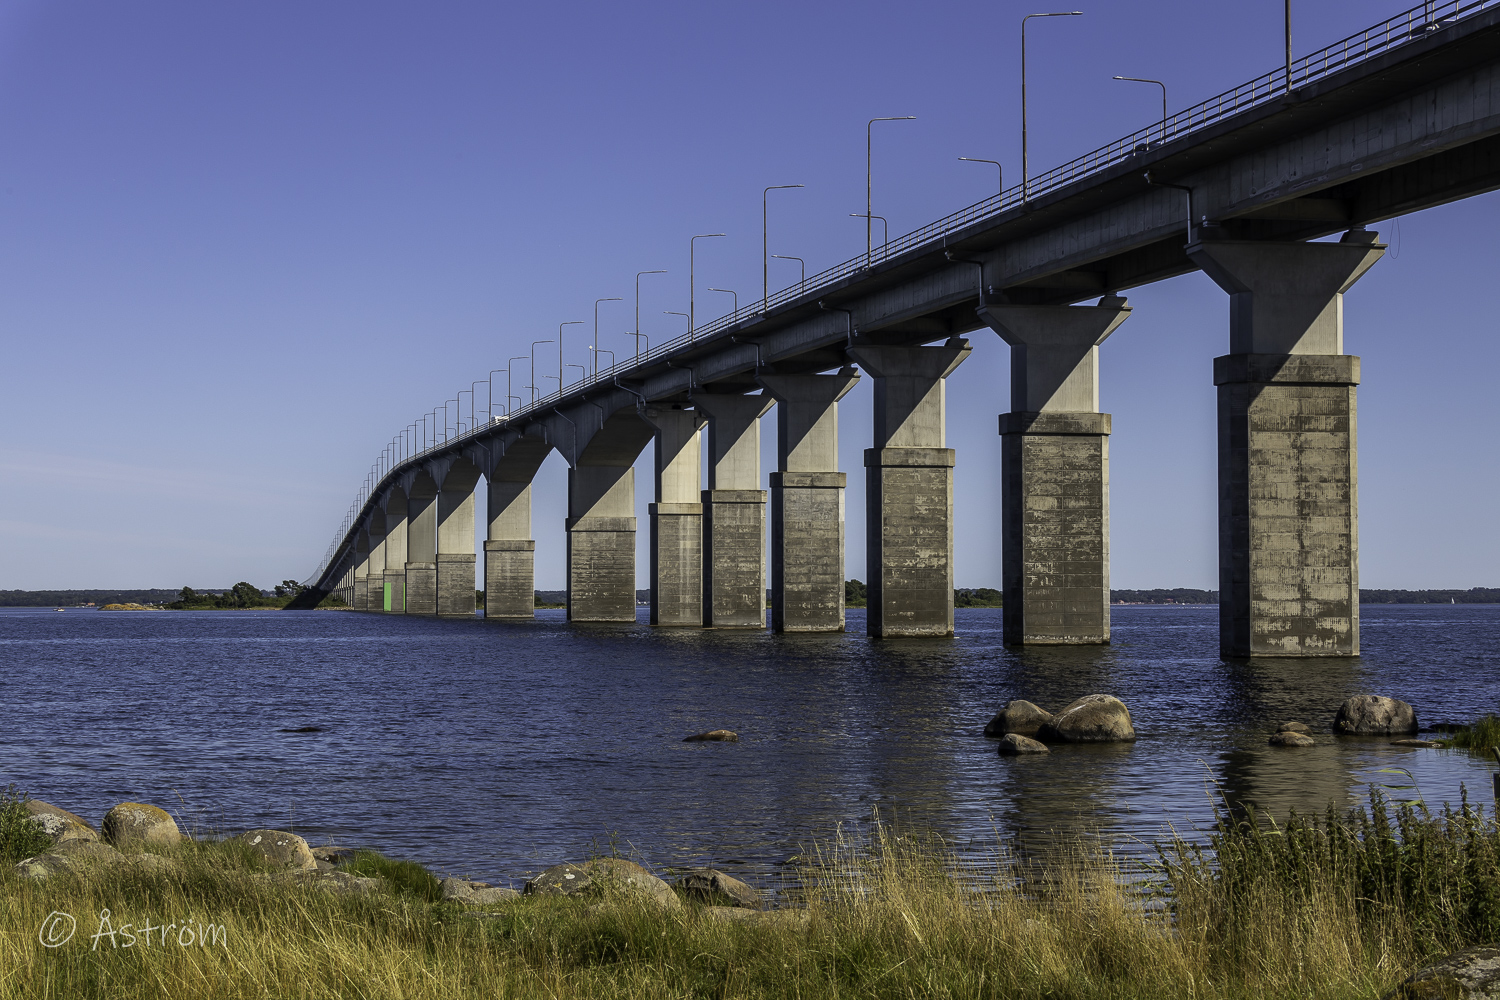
(435, 459), (481, 618)
(757, 370), (860, 633)
(1188, 231), (1384, 657)
(978, 295), (1132, 646)
(366, 512), (389, 613)
(566, 413), (654, 622)
(403, 471), (439, 615)
(695, 392), (774, 628)
(642, 407), (705, 626)
(484, 438), (550, 619)
(381, 491), (408, 613)
(848, 341), (972, 637)
(353, 530), (372, 611)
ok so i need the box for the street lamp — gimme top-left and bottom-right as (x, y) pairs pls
(487, 369), (509, 419)
(867, 116), (915, 265)
(593, 298), (621, 378)
(958, 157), (1004, 195)
(624, 330), (649, 358)
(708, 287), (737, 317)
(1022, 11), (1083, 201)
(850, 213), (888, 246)
(1112, 76), (1167, 137)
(1285, 0), (1292, 93)
(589, 345), (615, 372)
(772, 254), (805, 296)
(507, 356), (526, 416)
(635, 270), (666, 363)
(529, 340), (552, 406)
(763, 184), (803, 311)
(558, 321), (583, 390)
(690, 234), (726, 338)
(664, 310), (690, 338)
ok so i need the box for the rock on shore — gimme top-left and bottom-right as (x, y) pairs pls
(1039, 695), (1136, 743)
(236, 829), (316, 871)
(1335, 695), (1418, 735)
(676, 868), (763, 909)
(102, 802), (181, 848)
(25, 800), (99, 844)
(1383, 945), (1500, 999)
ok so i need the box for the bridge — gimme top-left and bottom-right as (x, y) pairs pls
(297, 0), (1500, 657)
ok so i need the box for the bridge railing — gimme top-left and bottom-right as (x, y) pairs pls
(306, 0), (1498, 588)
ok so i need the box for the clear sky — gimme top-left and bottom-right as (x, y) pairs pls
(1, 0), (1495, 592)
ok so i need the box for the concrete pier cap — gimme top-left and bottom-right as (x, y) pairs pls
(977, 295), (1130, 413)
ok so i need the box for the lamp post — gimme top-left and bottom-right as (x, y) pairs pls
(690, 234), (726, 338)
(664, 310), (690, 338)
(507, 356), (526, 416)
(557, 321), (583, 390)
(1022, 11), (1083, 200)
(457, 389), (473, 434)
(958, 157), (1004, 195)
(593, 298), (621, 379)
(708, 287), (737, 316)
(1285, 0), (1292, 92)
(487, 369), (509, 419)
(763, 184), (803, 311)
(635, 269), (666, 363)
(1112, 76), (1167, 138)
(850, 213), (888, 246)
(590, 345), (615, 371)
(867, 116), (915, 266)
(530, 340), (552, 406)
(772, 254), (805, 296)
(624, 330), (649, 357)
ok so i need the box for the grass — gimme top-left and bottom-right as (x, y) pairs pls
(0, 787), (53, 865)
(1445, 713), (1500, 755)
(2, 793), (1494, 999)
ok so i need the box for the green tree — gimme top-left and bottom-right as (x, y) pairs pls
(273, 579), (304, 598)
(224, 582), (263, 608)
(845, 579), (867, 607)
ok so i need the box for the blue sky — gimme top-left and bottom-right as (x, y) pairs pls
(0, 0), (1495, 591)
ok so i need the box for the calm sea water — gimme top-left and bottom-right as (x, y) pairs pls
(2, 605), (1497, 887)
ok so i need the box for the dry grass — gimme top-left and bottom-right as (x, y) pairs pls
(0, 805), (1475, 1000)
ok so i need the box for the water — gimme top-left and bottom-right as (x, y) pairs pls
(3, 605), (1497, 888)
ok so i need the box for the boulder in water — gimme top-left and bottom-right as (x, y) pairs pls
(677, 868), (763, 908)
(1040, 695), (1136, 743)
(997, 733), (1051, 755)
(1269, 732), (1315, 747)
(1335, 695), (1417, 735)
(984, 700), (1053, 738)
(1277, 721), (1311, 734)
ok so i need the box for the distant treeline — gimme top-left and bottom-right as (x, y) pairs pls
(1111, 589), (1219, 604)
(1360, 588), (1500, 604)
(0, 589), (202, 607)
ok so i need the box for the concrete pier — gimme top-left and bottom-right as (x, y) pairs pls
(643, 408), (705, 626)
(978, 296), (1132, 645)
(848, 341), (971, 637)
(484, 438), (550, 619)
(435, 459), (480, 618)
(353, 531), (371, 611)
(757, 370), (860, 633)
(695, 392), (774, 628)
(566, 414), (654, 622)
(366, 517), (388, 613)
(381, 491), (407, 612)
(403, 471), (439, 615)
(1189, 232), (1384, 657)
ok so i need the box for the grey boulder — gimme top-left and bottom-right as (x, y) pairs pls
(676, 868), (763, 909)
(441, 877), (521, 905)
(1277, 721), (1311, 734)
(102, 802), (181, 848)
(1040, 695), (1136, 743)
(1269, 732), (1315, 747)
(25, 800), (99, 844)
(237, 829), (317, 871)
(1383, 945), (1500, 999)
(984, 700), (1053, 738)
(1335, 695), (1418, 735)
(15, 840), (125, 879)
(998, 733), (1051, 755)
(524, 862), (593, 897)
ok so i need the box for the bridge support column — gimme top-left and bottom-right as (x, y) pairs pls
(353, 531), (372, 611)
(436, 461), (480, 618)
(758, 370), (860, 633)
(367, 515), (389, 613)
(483, 439), (550, 619)
(695, 393), (774, 628)
(848, 341), (971, 637)
(643, 408), (705, 626)
(1189, 232), (1384, 658)
(403, 472), (438, 615)
(567, 469), (639, 622)
(979, 296), (1131, 646)
(381, 492), (407, 612)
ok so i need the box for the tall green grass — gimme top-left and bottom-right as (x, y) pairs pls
(1447, 714), (1500, 755)
(0, 787), (53, 864)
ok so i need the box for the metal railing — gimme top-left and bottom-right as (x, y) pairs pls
(308, 0), (1495, 589)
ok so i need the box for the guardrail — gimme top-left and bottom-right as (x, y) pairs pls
(307, 0), (1496, 589)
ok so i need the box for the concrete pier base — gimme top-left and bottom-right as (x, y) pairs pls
(694, 392), (774, 629)
(381, 491), (408, 613)
(979, 296), (1132, 646)
(758, 372), (860, 633)
(437, 553), (477, 617)
(567, 514), (637, 621)
(643, 408), (705, 627)
(404, 471), (439, 616)
(484, 539), (535, 617)
(849, 343), (971, 637)
(1190, 232), (1383, 657)
(435, 460), (480, 618)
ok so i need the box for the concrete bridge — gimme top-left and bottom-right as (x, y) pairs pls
(299, 0), (1500, 657)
